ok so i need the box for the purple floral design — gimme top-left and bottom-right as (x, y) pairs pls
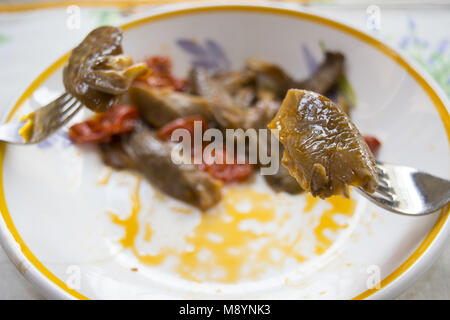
(397, 17), (450, 97)
(177, 39), (231, 72)
(301, 44), (319, 74)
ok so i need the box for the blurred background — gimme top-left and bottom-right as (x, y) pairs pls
(0, 0), (448, 299)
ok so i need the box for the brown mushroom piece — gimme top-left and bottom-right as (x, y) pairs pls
(233, 87), (257, 108)
(99, 139), (137, 170)
(245, 58), (294, 98)
(191, 67), (301, 194)
(264, 163), (303, 195)
(260, 131), (303, 195)
(129, 82), (213, 128)
(103, 124), (222, 210)
(295, 51), (345, 95)
(213, 70), (256, 95)
(268, 89), (378, 198)
(63, 26), (147, 112)
(245, 51), (344, 98)
(190, 68), (278, 130)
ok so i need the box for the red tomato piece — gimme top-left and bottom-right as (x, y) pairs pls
(157, 116), (208, 142)
(135, 55), (187, 92)
(68, 105), (139, 143)
(363, 135), (382, 157)
(157, 117), (254, 183)
(198, 147), (254, 183)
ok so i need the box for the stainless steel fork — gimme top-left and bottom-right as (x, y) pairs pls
(0, 93), (82, 144)
(356, 161), (450, 216)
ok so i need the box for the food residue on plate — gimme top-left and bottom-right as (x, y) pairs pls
(107, 176), (356, 283)
(19, 113), (34, 142)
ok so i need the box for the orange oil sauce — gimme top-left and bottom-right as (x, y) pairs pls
(109, 180), (355, 283)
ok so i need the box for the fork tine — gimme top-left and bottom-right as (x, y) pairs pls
(26, 94), (82, 143)
(39, 93), (72, 112)
(377, 176), (389, 188)
(59, 101), (83, 126)
(365, 192), (397, 207)
(376, 165), (387, 178)
(60, 98), (80, 116)
(376, 184), (395, 199)
(358, 161), (450, 215)
(61, 97), (77, 110)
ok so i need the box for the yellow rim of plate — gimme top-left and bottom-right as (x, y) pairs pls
(0, 5), (449, 300)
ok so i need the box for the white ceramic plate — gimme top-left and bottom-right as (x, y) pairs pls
(0, 2), (449, 300)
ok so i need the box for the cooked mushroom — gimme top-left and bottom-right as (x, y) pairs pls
(190, 68), (278, 130)
(129, 82), (212, 128)
(99, 139), (137, 170)
(264, 163), (303, 195)
(246, 58), (294, 98)
(245, 51), (345, 98)
(213, 70), (256, 95)
(233, 87), (257, 108)
(121, 125), (222, 210)
(63, 26), (147, 112)
(260, 131), (303, 194)
(295, 51), (344, 95)
(268, 89), (377, 198)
